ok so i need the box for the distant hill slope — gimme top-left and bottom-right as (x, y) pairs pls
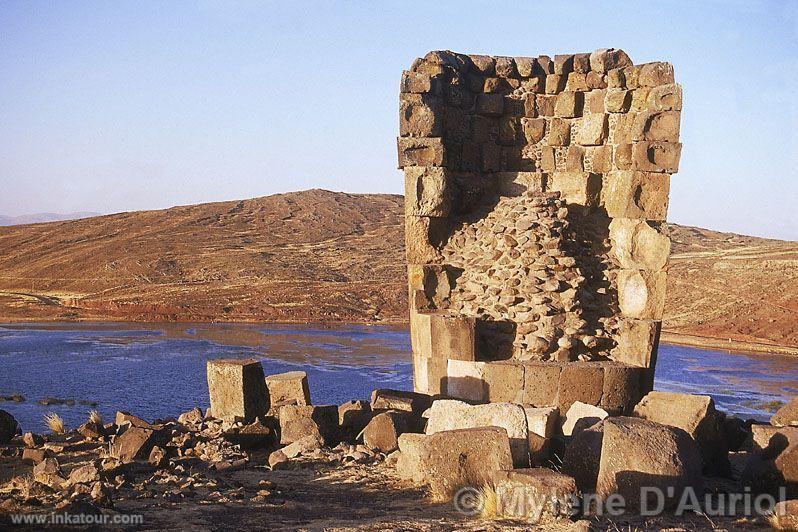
(0, 212), (100, 226)
(0, 190), (795, 353)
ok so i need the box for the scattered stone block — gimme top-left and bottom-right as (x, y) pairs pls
(425, 399), (530, 466)
(278, 405), (339, 446)
(68, 463), (100, 485)
(563, 420), (605, 492)
(339, 400), (373, 443)
(596, 417), (702, 510)
(772, 398), (798, 428)
(742, 425), (798, 496)
(396, 432), (428, 483)
(418, 427), (513, 498)
(115, 411), (151, 429)
(34, 457), (66, 488)
(266, 371), (311, 407)
(362, 410), (416, 453)
(634, 391), (730, 476)
(371, 389), (431, 416)
(206, 358), (270, 422)
(148, 446), (168, 468)
(22, 448), (52, 465)
(493, 468), (580, 522)
(112, 426), (158, 463)
(562, 402), (608, 437)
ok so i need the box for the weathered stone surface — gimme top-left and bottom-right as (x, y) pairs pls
(417, 427), (513, 498)
(771, 499), (798, 531)
(601, 363), (648, 414)
(549, 172), (601, 207)
(554, 92), (583, 118)
(371, 389), (431, 416)
(34, 457), (66, 488)
(112, 426), (157, 463)
(602, 171), (670, 220)
(206, 358), (269, 422)
(400, 70), (437, 94)
(522, 117), (546, 143)
(494, 468), (580, 521)
(281, 434), (323, 459)
(563, 420), (605, 492)
(339, 400), (373, 443)
(632, 141), (681, 173)
(558, 364), (604, 413)
(397, 137), (445, 167)
(772, 397), (798, 428)
(22, 447), (52, 465)
(69, 463), (101, 485)
(742, 425), (798, 496)
(446, 360), (487, 402)
(266, 371), (311, 407)
(577, 114), (608, 146)
(562, 401), (608, 436)
(638, 62), (675, 87)
(634, 391), (730, 476)
(522, 362), (562, 407)
(425, 399), (529, 465)
(617, 269), (667, 320)
(396, 432), (428, 483)
(589, 48), (633, 73)
(405, 215), (447, 264)
(410, 311), (475, 362)
(605, 88), (631, 113)
(362, 410), (416, 453)
(482, 361), (524, 403)
(279, 405), (339, 445)
(115, 411), (151, 429)
(404, 166), (451, 217)
(0, 409), (20, 444)
(647, 84), (682, 111)
(476, 93), (504, 116)
(608, 218), (670, 271)
(611, 319), (660, 369)
(596, 417), (702, 510)
(400, 93), (441, 137)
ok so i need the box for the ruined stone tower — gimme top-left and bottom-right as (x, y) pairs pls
(398, 49), (681, 414)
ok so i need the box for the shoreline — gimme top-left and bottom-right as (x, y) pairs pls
(1, 316), (797, 357)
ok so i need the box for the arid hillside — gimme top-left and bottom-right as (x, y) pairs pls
(0, 190), (795, 353)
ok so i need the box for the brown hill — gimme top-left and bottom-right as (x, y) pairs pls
(0, 189), (796, 353)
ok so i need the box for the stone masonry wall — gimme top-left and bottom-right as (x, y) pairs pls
(400, 49), (681, 411)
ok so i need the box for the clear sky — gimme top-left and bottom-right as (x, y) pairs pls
(1, 0), (796, 239)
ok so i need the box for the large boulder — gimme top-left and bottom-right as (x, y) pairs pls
(772, 397), (798, 428)
(112, 426), (159, 463)
(742, 425), (798, 497)
(417, 427), (513, 500)
(278, 405), (339, 446)
(425, 399), (554, 466)
(0, 409), (20, 443)
(493, 468), (580, 522)
(562, 420), (605, 492)
(633, 392), (729, 476)
(362, 410), (416, 453)
(596, 417), (702, 510)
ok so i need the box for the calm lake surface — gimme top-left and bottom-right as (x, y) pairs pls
(0, 322), (796, 433)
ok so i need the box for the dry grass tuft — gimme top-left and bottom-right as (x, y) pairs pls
(43, 412), (65, 434)
(480, 484), (497, 518)
(88, 409), (103, 425)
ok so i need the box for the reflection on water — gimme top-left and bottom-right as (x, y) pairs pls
(0, 322), (795, 433)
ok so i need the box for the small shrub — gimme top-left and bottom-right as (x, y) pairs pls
(43, 412), (65, 434)
(88, 409), (103, 425)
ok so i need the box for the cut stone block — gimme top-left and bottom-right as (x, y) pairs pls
(608, 218), (671, 271)
(521, 117), (546, 143)
(562, 401), (609, 436)
(549, 172), (601, 207)
(634, 392), (730, 476)
(405, 216), (447, 264)
(404, 166), (451, 217)
(113, 426), (158, 463)
(602, 171), (670, 220)
(396, 432), (428, 483)
(410, 311), (476, 361)
(576, 114), (608, 146)
(611, 318), (661, 369)
(493, 171), (547, 197)
(482, 361), (524, 403)
(647, 84), (682, 111)
(425, 399), (529, 466)
(371, 389), (432, 416)
(554, 91), (583, 118)
(589, 48), (633, 73)
(338, 400), (373, 443)
(558, 364), (605, 413)
(493, 468), (580, 522)
(363, 410), (415, 453)
(397, 137), (445, 168)
(601, 363), (648, 415)
(413, 350), (448, 395)
(278, 404), (339, 445)
(400, 70), (438, 94)
(399, 93), (441, 137)
(266, 371), (311, 407)
(638, 62), (675, 87)
(632, 111), (681, 142)
(476, 93), (504, 116)
(418, 427), (514, 498)
(597, 417), (702, 510)
(547, 118), (571, 146)
(562, 420), (605, 492)
(605, 88), (631, 113)
(617, 269), (667, 320)
(522, 361), (562, 407)
(446, 360), (487, 402)
(632, 141), (681, 173)
(206, 358), (270, 422)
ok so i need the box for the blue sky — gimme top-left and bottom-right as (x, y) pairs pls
(1, 0), (796, 239)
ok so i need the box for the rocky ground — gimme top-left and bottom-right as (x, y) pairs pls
(0, 190), (795, 354)
(1, 384), (796, 531)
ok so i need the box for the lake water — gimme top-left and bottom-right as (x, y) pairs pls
(0, 322), (796, 433)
